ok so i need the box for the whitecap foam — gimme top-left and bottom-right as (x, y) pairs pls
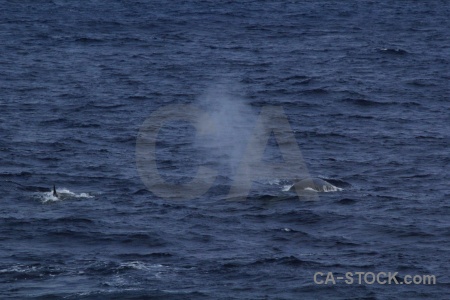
(118, 261), (164, 271)
(282, 184), (294, 192)
(39, 191), (60, 203)
(0, 264), (37, 273)
(302, 185), (342, 192)
(322, 185), (343, 192)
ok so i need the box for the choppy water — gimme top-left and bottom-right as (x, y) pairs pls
(1, 1), (449, 299)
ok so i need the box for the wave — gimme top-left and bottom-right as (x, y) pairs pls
(336, 198), (357, 205)
(342, 98), (420, 107)
(301, 88), (329, 95)
(219, 255), (320, 269)
(75, 37), (104, 43)
(379, 48), (408, 55)
(406, 79), (437, 87)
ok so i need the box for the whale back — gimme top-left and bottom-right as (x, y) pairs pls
(290, 178), (341, 192)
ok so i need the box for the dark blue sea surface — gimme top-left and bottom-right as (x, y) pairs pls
(1, 1), (449, 299)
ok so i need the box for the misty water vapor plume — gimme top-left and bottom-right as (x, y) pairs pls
(194, 82), (257, 179)
(136, 80), (314, 199)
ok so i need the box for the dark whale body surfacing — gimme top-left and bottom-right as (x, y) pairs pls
(289, 178), (342, 192)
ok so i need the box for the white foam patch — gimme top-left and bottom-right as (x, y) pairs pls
(40, 191), (60, 203)
(317, 176), (344, 192)
(323, 185), (343, 192)
(118, 261), (164, 271)
(0, 264), (37, 273)
(282, 184), (294, 192)
(303, 185), (343, 192)
(116, 261), (170, 280)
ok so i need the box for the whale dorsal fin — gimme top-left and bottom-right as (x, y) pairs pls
(53, 185), (58, 197)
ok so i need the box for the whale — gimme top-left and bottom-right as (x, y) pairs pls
(289, 178), (342, 192)
(51, 185), (76, 200)
(40, 186), (93, 203)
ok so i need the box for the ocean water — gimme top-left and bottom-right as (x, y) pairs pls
(1, 1), (449, 299)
